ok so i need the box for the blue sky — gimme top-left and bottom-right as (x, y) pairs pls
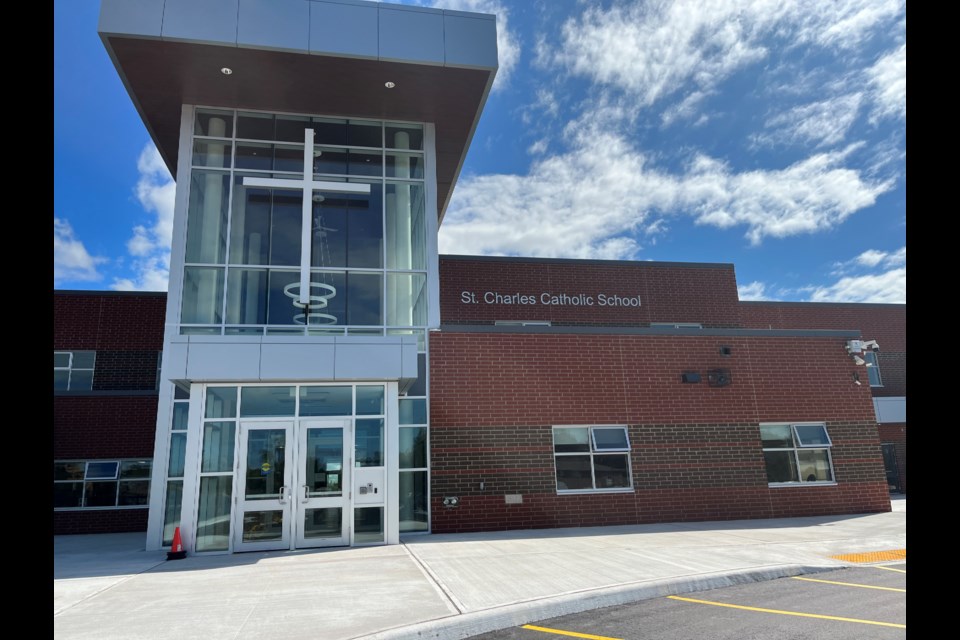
(54, 0), (906, 303)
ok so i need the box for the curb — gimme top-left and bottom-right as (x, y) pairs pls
(356, 563), (840, 640)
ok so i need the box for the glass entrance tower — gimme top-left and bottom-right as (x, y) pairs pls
(98, 0), (498, 552)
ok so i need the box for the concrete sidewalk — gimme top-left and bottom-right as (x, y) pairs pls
(54, 497), (905, 640)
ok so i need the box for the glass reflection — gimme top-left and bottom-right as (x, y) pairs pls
(305, 428), (343, 496)
(244, 429), (287, 499)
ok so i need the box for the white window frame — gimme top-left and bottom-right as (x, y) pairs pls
(863, 351), (883, 387)
(54, 350), (96, 391)
(760, 422), (836, 487)
(54, 459), (152, 510)
(552, 425), (633, 494)
(650, 322), (702, 329)
(495, 321), (552, 327)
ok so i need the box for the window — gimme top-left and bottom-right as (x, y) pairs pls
(54, 351), (95, 390)
(180, 108), (429, 336)
(650, 322), (702, 329)
(553, 426), (632, 492)
(864, 351), (882, 387)
(760, 423), (835, 485)
(495, 321), (552, 326)
(53, 459), (152, 509)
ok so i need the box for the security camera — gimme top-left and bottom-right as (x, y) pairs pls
(852, 355), (866, 366)
(861, 340), (879, 351)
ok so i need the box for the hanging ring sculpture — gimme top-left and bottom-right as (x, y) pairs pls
(283, 281), (338, 325)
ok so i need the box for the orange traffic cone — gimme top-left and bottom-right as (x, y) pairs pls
(167, 527), (187, 560)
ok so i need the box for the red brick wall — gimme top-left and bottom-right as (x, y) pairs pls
(429, 331), (889, 532)
(54, 396), (158, 459)
(740, 302), (905, 398)
(53, 291), (166, 350)
(54, 292), (165, 535)
(879, 422), (906, 493)
(54, 509), (149, 535)
(440, 257), (741, 327)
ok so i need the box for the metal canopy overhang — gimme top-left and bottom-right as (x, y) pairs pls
(100, 35), (496, 223)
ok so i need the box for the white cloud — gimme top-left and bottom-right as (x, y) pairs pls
(806, 245), (905, 302)
(758, 93), (863, 148)
(527, 138), (548, 155)
(427, 0), (520, 91)
(807, 267), (905, 303)
(854, 249), (887, 267)
(868, 43), (906, 122)
(685, 144), (893, 245)
(661, 90), (712, 127)
(440, 130), (892, 258)
(54, 218), (107, 285)
(111, 254), (171, 292)
(111, 143), (174, 291)
(521, 88), (561, 126)
(832, 245), (905, 273)
(738, 281), (775, 301)
(544, 0), (904, 109)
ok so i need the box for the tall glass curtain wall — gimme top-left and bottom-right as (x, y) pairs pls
(180, 109), (427, 335)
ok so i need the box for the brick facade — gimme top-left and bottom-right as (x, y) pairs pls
(53, 259), (904, 537)
(53, 396), (159, 460)
(54, 291), (166, 535)
(429, 331), (890, 533)
(53, 509), (149, 535)
(440, 256), (741, 328)
(740, 301), (906, 398)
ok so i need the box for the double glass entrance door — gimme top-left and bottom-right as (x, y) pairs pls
(234, 420), (350, 551)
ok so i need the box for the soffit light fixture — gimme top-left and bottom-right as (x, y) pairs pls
(221, 67), (233, 75)
(384, 81), (396, 88)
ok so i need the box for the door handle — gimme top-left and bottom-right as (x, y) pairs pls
(279, 485), (287, 503)
(302, 485), (310, 503)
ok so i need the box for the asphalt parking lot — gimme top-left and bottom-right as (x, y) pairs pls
(469, 562), (906, 640)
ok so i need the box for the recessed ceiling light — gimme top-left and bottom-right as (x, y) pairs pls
(384, 81), (396, 89)
(221, 67), (233, 75)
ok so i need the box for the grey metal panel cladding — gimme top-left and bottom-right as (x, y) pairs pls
(334, 343), (404, 379)
(237, 0), (310, 53)
(162, 0), (240, 45)
(260, 343), (336, 379)
(186, 343), (262, 380)
(400, 339), (418, 380)
(378, 7), (445, 65)
(310, 0), (379, 59)
(98, 0), (165, 38)
(164, 341), (189, 380)
(443, 14), (498, 69)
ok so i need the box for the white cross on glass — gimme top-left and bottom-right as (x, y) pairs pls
(242, 128), (371, 308)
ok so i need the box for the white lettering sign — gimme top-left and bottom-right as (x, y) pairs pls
(459, 291), (641, 308)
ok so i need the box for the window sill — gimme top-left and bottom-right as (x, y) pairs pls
(556, 487), (634, 495)
(768, 482), (838, 488)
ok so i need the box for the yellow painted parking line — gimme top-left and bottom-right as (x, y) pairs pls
(520, 624), (624, 640)
(666, 595), (905, 629)
(830, 549), (906, 563)
(791, 576), (905, 592)
(874, 565), (907, 574)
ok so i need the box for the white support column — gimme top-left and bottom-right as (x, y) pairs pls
(385, 381), (400, 544)
(424, 123), (441, 329)
(179, 383), (206, 553)
(146, 105), (196, 550)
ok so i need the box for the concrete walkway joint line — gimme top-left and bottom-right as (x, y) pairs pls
(54, 499), (905, 640)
